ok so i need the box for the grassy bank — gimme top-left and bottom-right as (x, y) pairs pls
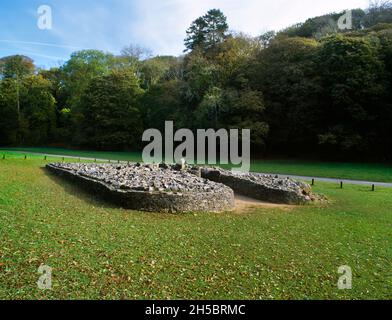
(0, 158), (391, 299)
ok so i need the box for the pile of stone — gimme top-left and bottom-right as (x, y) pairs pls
(46, 162), (324, 212)
(46, 163), (235, 213)
(199, 167), (322, 205)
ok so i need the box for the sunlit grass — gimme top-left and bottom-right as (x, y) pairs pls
(0, 158), (391, 299)
(0, 147), (142, 162)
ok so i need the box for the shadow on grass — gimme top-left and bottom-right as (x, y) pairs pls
(40, 167), (233, 217)
(40, 167), (121, 210)
(40, 168), (207, 218)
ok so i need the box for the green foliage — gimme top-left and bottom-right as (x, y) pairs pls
(222, 89), (268, 146)
(182, 33), (269, 147)
(183, 49), (218, 104)
(362, 0), (392, 27)
(1, 6), (392, 160)
(0, 55), (35, 79)
(77, 70), (144, 150)
(184, 9), (229, 52)
(194, 86), (268, 146)
(278, 9), (365, 39)
(140, 56), (181, 89)
(0, 72), (55, 146)
(251, 37), (322, 153)
(259, 31), (276, 48)
(211, 34), (261, 87)
(317, 34), (389, 154)
(141, 80), (186, 132)
(61, 50), (114, 110)
(0, 79), (19, 145)
(20, 75), (56, 145)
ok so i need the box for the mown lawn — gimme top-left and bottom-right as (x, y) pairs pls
(0, 158), (391, 300)
(2, 147), (392, 182)
(0, 147), (142, 162)
(250, 160), (392, 183)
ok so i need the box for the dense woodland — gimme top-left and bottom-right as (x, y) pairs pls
(2, 2), (392, 160)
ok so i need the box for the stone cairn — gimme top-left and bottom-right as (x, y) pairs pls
(46, 162), (324, 213)
(200, 167), (324, 205)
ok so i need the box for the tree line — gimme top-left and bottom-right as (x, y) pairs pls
(1, 2), (392, 160)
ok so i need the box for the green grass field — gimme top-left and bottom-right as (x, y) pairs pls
(0, 158), (391, 299)
(2, 147), (392, 182)
(0, 147), (142, 162)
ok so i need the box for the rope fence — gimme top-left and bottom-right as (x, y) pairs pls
(1, 152), (382, 192)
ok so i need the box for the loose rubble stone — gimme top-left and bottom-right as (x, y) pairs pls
(198, 167), (325, 205)
(46, 162), (325, 212)
(46, 163), (235, 213)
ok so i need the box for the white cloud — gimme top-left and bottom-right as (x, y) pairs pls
(3, 0), (371, 66)
(128, 0), (370, 56)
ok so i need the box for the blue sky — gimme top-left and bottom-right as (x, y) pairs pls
(0, 0), (369, 68)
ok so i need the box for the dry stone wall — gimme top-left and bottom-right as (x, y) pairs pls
(46, 163), (235, 213)
(200, 167), (319, 205)
(46, 163), (323, 212)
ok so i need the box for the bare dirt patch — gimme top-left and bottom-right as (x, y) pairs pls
(234, 195), (295, 213)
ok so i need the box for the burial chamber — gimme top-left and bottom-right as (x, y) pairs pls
(46, 163), (321, 213)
